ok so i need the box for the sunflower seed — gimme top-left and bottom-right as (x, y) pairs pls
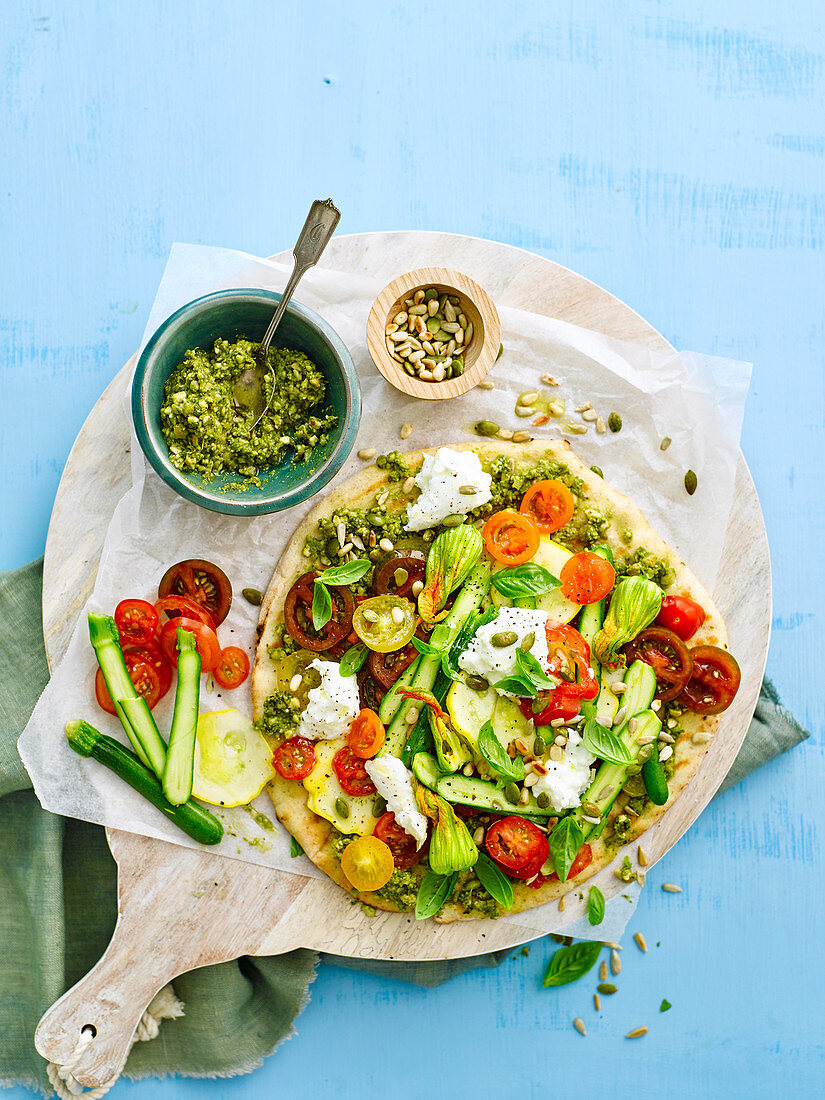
(477, 379), (494, 390)
(603, 941), (622, 951)
(512, 430), (531, 443)
(692, 731), (711, 744)
(625, 1027), (648, 1039)
(659, 730), (675, 744)
(411, 579), (424, 597)
(391, 606), (405, 625)
(662, 882), (683, 893)
(634, 932), (648, 953)
(594, 993), (601, 1011)
(358, 448), (376, 460)
(599, 960), (608, 982)
(337, 542), (353, 556)
(473, 826), (484, 844)
(389, 330), (409, 343)
(573, 1018), (586, 1036)
(628, 717), (638, 734)
(427, 299), (439, 317)
(385, 323), (398, 336)
(548, 400), (565, 417)
(659, 746), (673, 762)
(533, 413), (550, 426)
(519, 391), (539, 406)
(515, 405), (534, 417)
(393, 567), (409, 587)
(463, 763), (475, 777)
(351, 534), (365, 551)
(402, 477), (416, 494)
(523, 773), (539, 788)
(550, 717), (566, 728)
(549, 745), (563, 762)
(613, 706), (629, 726)
(582, 409), (598, 422)
(611, 949), (622, 975)
(405, 707), (419, 725)
(637, 844), (649, 866)
(595, 416), (606, 433)
(565, 423), (588, 435)
(379, 537), (394, 552)
(497, 429), (514, 441)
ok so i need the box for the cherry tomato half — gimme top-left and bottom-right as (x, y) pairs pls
(482, 510), (540, 565)
(340, 835), (394, 891)
(678, 645), (741, 715)
(520, 687), (582, 726)
(559, 552), (616, 605)
(114, 598), (159, 647)
(347, 708), (386, 759)
(352, 594), (417, 653)
(284, 572), (355, 652)
(94, 654), (167, 714)
(373, 811), (424, 870)
(548, 842), (593, 882)
(519, 479), (575, 534)
(157, 558), (232, 626)
(332, 746), (377, 797)
(159, 617), (221, 672)
(545, 623), (599, 699)
(656, 595), (707, 641)
(213, 646), (250, 690)
(485, 816), (549, 873)
(155, 594), (216, 632)
(272, 736), (316, 781)
(122, 640), (173, 695)
(623, 626), (693, 702)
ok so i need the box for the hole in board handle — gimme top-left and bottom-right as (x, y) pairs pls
(81, 1024), (97, 1038)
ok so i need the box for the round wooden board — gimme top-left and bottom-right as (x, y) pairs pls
(36, 232), (770, 1086)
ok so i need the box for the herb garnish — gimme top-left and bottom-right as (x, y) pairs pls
(548, 815), (585, 882)
(582, 717), (632, 765)
(415, 870), (458, 920)
(491, 563), (560, 600)
(474, 852), (515, 909)
(493, 648), (556, 697)
(477, 720), (525, 781)
(542, 940), (602, 987)
(311, 559), (371, 630)
(587, 885), (605, 926)
(338, 642), (368, 677)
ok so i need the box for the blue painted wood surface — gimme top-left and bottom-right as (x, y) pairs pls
(2, 1), (822, 1096)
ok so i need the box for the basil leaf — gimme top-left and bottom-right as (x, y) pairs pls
(491, 563), (560, 599)
(660, 998), (672, 1012)
(587, 885), (605, 926)
(491, 675), (537, 697)
(474, 853), (515, 910)
(318, 558), (372, 586)
(311, 581), (333, 631)
(290, 837), (304, 858)
(411, 636), (443, 657)
(338, 642), (368, 677)
(548, 814), (585, 882)
(542, 940), (602, 987)
(582, 717), (632, 765)
(515, 648), (556, 690)
(444, 606), (498, 680)
(415, 870), (458, 920)
(477, 720), (525, 781)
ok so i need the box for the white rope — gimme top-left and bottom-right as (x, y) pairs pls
(46, 984), (185, 1100)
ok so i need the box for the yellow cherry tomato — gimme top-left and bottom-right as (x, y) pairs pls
(351, 594), (417, 653)
(340, 835), (395, 891)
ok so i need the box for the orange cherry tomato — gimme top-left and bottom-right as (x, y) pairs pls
(519, 480), (575, 534)
(559, 552), (616, 604)
(482, 510), (540, 565)
(213, 646), (250, 690)
(347, 708), (386, 759)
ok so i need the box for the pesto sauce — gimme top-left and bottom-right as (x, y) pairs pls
(159, 337), (337, 482)
(614, 546), (676, 589)
(256, 690), (299, 741)
(455, 875), (501, 919)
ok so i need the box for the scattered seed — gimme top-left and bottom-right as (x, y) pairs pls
(553, 734), (567, 747)
(512, 430), (531, 443)
(637, 872), (646, 886)
(533, 413), (550, 426)
(337, 542), (353, 556)
(463, 763), (475, 777)
(659, 745), (673, 762)
(523, 773), (539, 788)
(651, 699), (662, 711)
(519, 390), (539, 406)
(474, 420), (500, 437)
(242, 587), (263, 605)
(361, 608), (379, 622)
(405, 707), (419, 725)
(659, 730), (675, 744)
(336, 520), (346, 547)
(490, 630), (518, 648)
(594, 993), (601, 1011)
(634, 932), (648, 953)
(660, 436), (672, 451)
(628, 717), (638, 735)
(613, 705), (628, 726)
(599, 960), (608, 982)
(503, 782), (520, 805)
(458, 484), (478, 496)
(351, 534), (365, 551)
(379, 537), (394, 552)
(684, 469), (698, 495)
(575, 402), (592, 413)
(411, 579), (424, 597)
(582, 409), (598, 422)
(473, 826), (484, 844)
(289, 674), (303, 692)
(608, 412), (622, 433)
(662, 883), (683, 893)
(402, 476), (416, 494)
(596, 416), (606, 434)
(541, 373), (559, 386)
(637, 845), (649, 866)
(357, 447), (376, 460)
(515, 405), (534, 418)
(478, 379), (494, 390)
(582, 800), (601, 817)
(393, 567), (409, 587)
(598, 983), (617, 995)
(573, 1018), (586, 1036)
(625, 1027), (648, 1039)
(565, 422), (588, 435)
(548, 400), (565, 417)
(335, 797), (350, 819)
(612, 682), (626, 694)
(496, 429), (514, 441)
(390, 606), (405, 625)
(400, 423), (413, 440)
(667, 718), (677, 729)
(611, 949), (622, 975)
(692, 731), (711, 744)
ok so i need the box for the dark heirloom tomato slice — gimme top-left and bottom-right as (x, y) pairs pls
(368, 643), (417, 689)
(158, 559), (232, 626)
(114, 599), (159, 647)
(485, 816), (548, 873)
(373, 811), (425, 870)
(272, 736), (316, 781)
(357, 670), (387, 712)
(678, 645), (741, 715)
(656, 595), (707, 641)
(373, 553), (426, 599)
(332, 747), (377, 797)
(548, 842), (593, 882)
(284, 572), (355, 652)
(623, 626), (693, 702)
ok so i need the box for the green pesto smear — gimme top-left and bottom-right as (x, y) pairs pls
(159, 337), (337, 483)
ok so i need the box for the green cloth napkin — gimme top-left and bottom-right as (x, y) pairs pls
(0, 560), (809, 1091)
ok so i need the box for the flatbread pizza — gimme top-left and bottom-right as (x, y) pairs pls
(252, 440), (740, 921)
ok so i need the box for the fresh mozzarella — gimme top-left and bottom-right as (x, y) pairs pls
(297, 659), (360, 741)
(458, 605), (551, 690)
(405, 447), (492, 531)
(365, 756), (429, 848)
(531, 726), (594, 811)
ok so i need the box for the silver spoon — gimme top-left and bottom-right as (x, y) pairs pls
(233, 198), (341, 427)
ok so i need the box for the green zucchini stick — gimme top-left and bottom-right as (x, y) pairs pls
(162, 627), (202, 805)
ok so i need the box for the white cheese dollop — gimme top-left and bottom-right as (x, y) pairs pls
(297, 659), (360, 741)
(405, 446), (492, 531)
(531, 726), (595, 811)
(364, 756), (429, 849)
(458, 605), (551, 691)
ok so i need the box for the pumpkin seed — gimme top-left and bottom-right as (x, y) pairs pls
(441, 513), (465, 527)
(520, 631), (536, 652)
(590, 465), (604, 479)
(335, 798), (350, 819)
(532, 732), (546, 755)
(458, 484), (478, 495)
(496, 344), (504, 361)
(474, 419), (500, 437)
(660, 436), (672, 451)
(608, 412), (622, 433)
(491, 631), (518, 648)
(597, 983), (617, 995)
(465, 674), (489, 691)
(503, 782), (521, 805)
(684, 469), (698, 495)
(242, 587), (263, 606)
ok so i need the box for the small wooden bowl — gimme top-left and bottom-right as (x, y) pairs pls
(366, 266), (501, 401)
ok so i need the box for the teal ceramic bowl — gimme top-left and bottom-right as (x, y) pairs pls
(132, 290), (360, 515)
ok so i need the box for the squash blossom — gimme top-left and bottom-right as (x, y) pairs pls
(594, 575), (663, 666)
(418, 525), (484, 623)
(398, 689), (471, 774)
(413, 780), (478, 875)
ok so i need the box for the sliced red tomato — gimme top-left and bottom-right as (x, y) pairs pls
(272, 736), (316, 781)
(373, 811), (424, 870)
(482, 510), (540, 565)
(94, 653), (167, 714)
(284, 571), (355, 652)
(485, 816), (549, 874)
(347, 709), (385, 759)
(656, 595), (707, 641)
(213, 646), (250, 690)
(559, 552), (615, 604)
(155, 594), (216, 632)
(114, 598), (159, 647)
(678, 645), (741, 715)
(548, 842), (593, 882)
(157, 558), (232, 625)
(332, 746), (377, 797)
(122, 640), (173, 694)
(159, 617), (221, 672)
(623, 626), (693, 702)
(520, 687), (582, 726)
(519, 479), (575, 534)
(545, 623), (599, 699)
